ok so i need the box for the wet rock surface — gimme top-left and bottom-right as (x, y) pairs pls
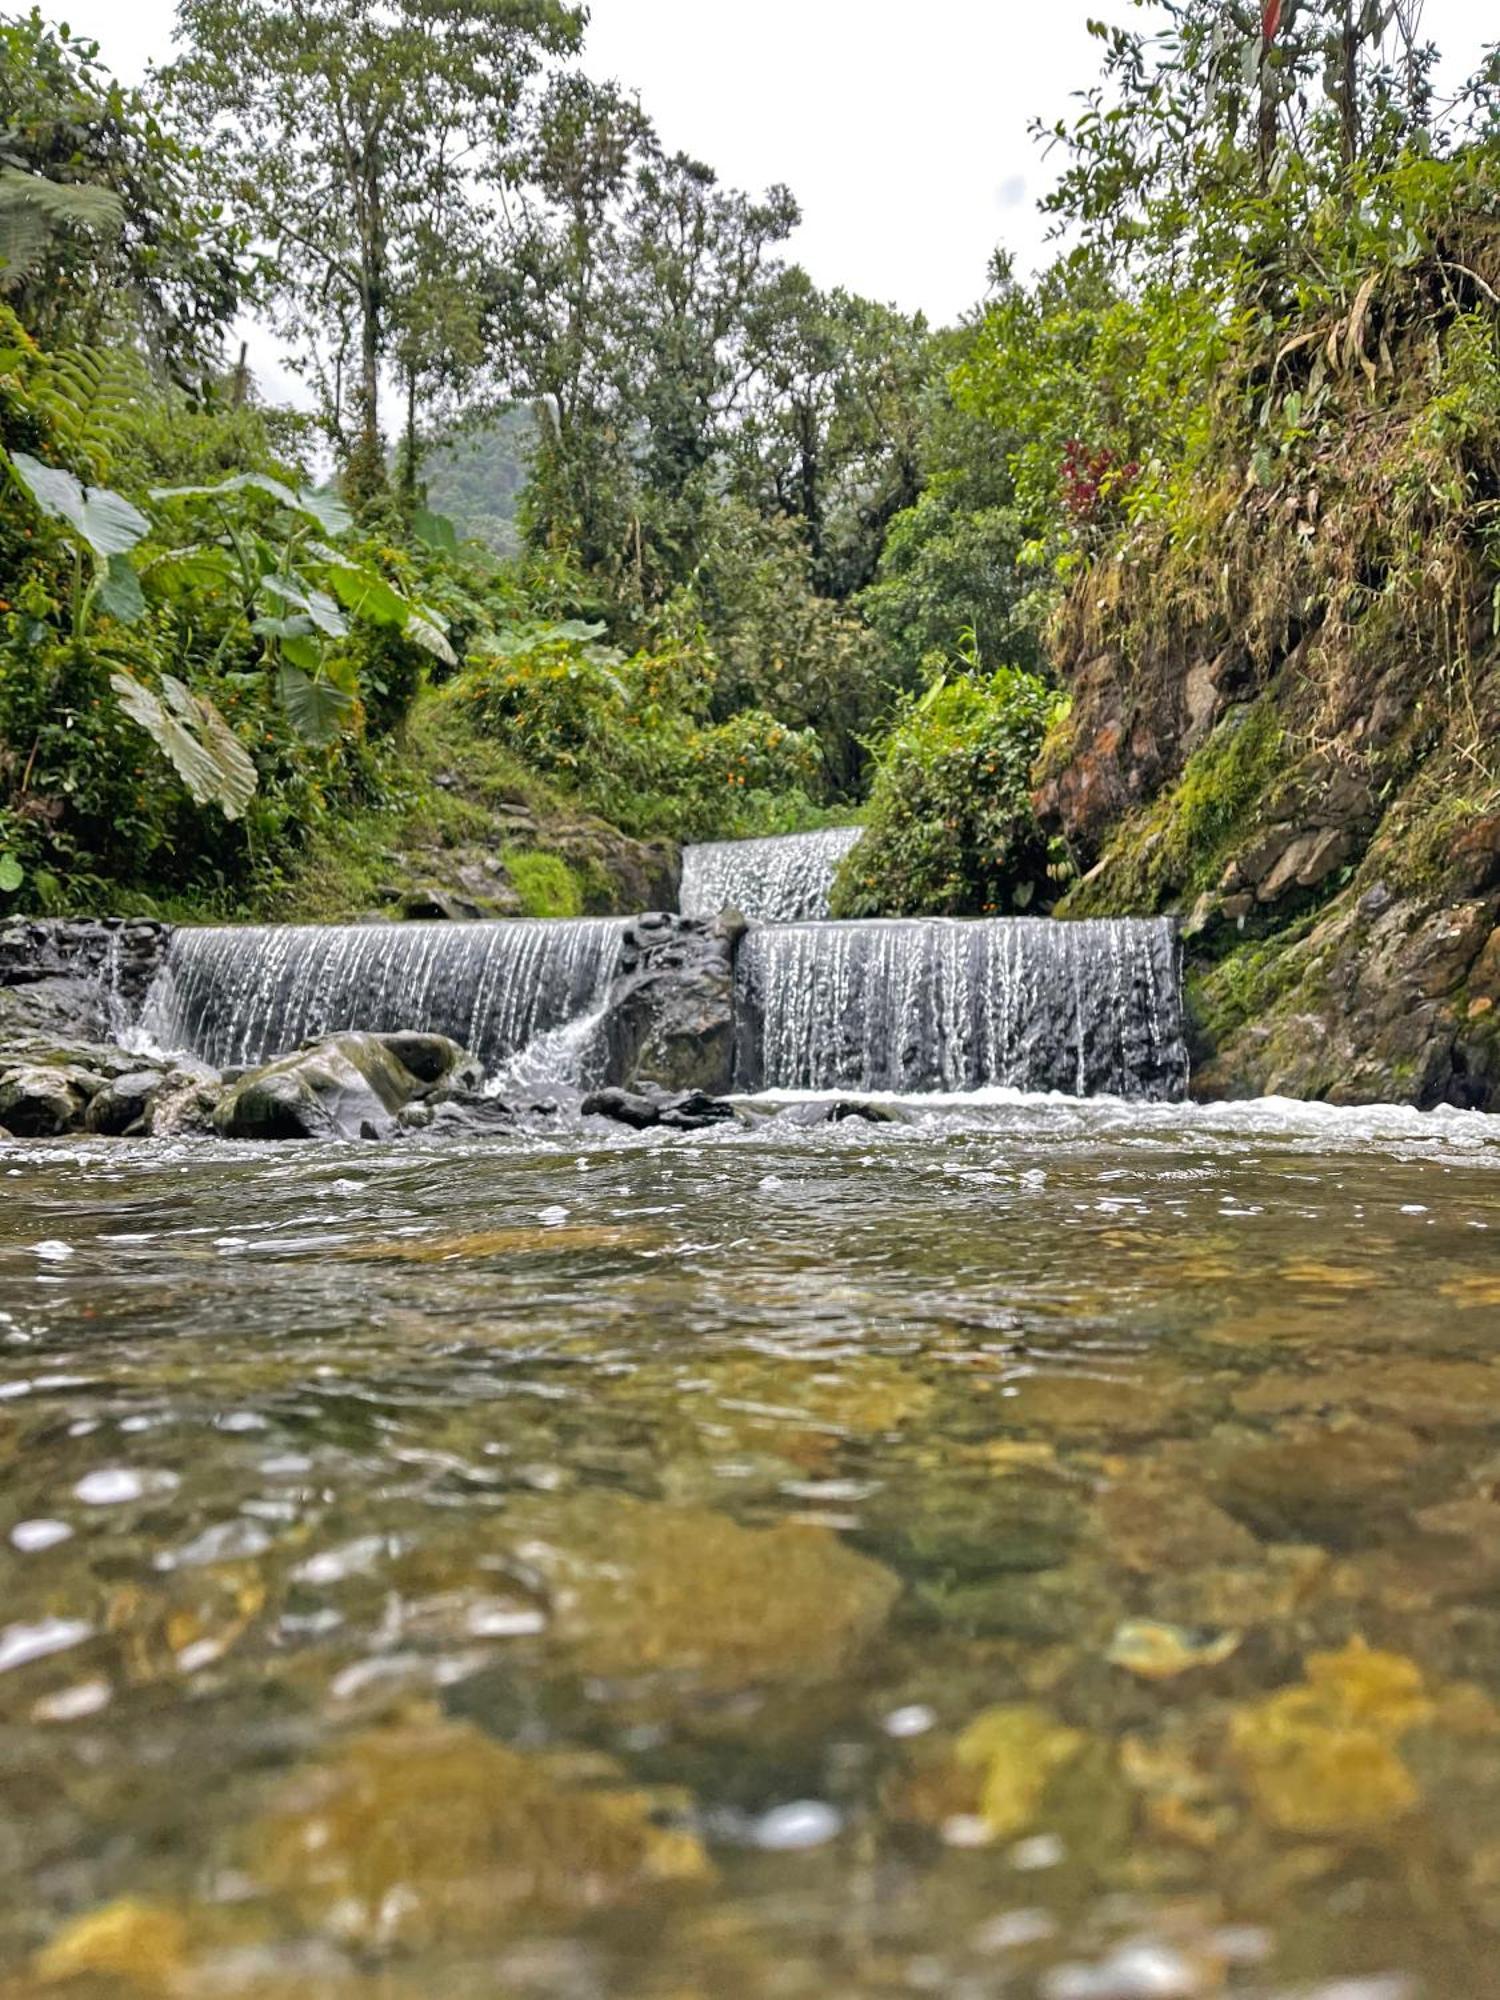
(582, 1084), (738, 1131)
(603, 912), (739, 1096)
(1040, 627), (1500, 1110)
(214, 1031), (475, 1141)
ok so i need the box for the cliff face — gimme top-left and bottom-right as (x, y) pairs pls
(1032, 248), (1500, 1111)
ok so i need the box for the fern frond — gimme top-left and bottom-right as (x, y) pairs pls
(30, 342), (148, 482)
(0, 168), (123, 293)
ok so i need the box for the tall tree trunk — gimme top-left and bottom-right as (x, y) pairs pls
(401, 364), (419, 511)
(1337, 0), (1361, 171)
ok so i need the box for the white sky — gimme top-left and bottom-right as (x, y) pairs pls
(44, 0), (1499, 400)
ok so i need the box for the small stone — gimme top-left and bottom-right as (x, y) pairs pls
(74, 1467), (180, 1506)
(10, 1518), (73, 1552)
(0, 1616), (93, 1674)
(753, 1801), (843, 1851)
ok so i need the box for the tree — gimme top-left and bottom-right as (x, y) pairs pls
(0, 11), (244, 382)
(1036, 1), (1440, 289)
(502, 91), (799, 614)
(734, 270), (931, 598)
(171, 0), (583, 500)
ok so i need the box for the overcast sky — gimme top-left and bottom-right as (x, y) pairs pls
(43, 0), (1498, 399)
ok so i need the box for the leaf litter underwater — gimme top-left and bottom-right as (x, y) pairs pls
(1, 1096), (1500, 1998)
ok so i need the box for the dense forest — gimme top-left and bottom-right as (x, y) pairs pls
(1, 0), (1498, 1040)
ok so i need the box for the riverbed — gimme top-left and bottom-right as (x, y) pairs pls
(3, 1096), (1500, 1997)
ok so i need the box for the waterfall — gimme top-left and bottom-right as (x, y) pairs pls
(137, 919), (628, 1074)
(733, 917), (1187, 1100)
(680, 828), (863, 924)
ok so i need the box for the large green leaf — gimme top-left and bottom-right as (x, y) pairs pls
(10, 452), (149, 555)
(297, 488), (353, 538)
(111, 673), (258, 821)
(0, 853), (23, 894)
(96, 553), (146, 625)
(144, 544), (239, 597)
(278, 662), (355, 745)
(324, 561), (412, 628)
(151, 471), (301, 509)
(404, 611), (458, 668)
(412, 507), (459, 554)
(151, 474), (352, 537)
(259, 574), (347, 636)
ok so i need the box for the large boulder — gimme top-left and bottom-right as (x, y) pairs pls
(85, 1070), (170, 1137)
(214, 1031), (472, 1141)
(602, 913), (740, 1097)
(0, 1064), (102, 1136)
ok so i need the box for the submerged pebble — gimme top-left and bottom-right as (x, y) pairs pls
(752, 1801), (843, 1851)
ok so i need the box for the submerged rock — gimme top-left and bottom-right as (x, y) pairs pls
(252, 1712), (708, 1951)
(214, 1031), (472, 1141)
(582, 1084), (737, 1131)
(499, 1491), (900, 1694)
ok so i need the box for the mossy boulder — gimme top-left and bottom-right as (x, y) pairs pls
(214, 1031), (474, 1141)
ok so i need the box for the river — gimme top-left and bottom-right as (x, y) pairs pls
(3, 1094), (1500, 1997)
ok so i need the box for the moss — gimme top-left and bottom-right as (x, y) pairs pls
(502, 847), (583, 917)
(1188, 910), (1319, 1049)
(1164, 700), (1286, 888)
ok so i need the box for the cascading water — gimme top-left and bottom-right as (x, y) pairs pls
(679, 827), (863, 924)
(137, 919), (628, 1075)
(734, 916), (1187, 1100)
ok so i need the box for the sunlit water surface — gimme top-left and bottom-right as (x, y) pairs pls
(2, 1097), (1500, 1999)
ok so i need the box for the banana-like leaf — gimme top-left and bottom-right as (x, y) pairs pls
(259, 574), (347, 636)
(278, 662), (355, 745)
(404, 611), (458, 668)
(151, 471), (300, 508)
(297, 487), (353, 537)
(96, 552), (146, 625)
(111, 672), (258, 821)
(151, 473), (352, 537)
(10, 451), (149, 556)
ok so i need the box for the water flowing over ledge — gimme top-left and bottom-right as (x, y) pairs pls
(137, 919), (628, 1073)
(679, 827), (863, 923)
(734, 916), (1187, 1099)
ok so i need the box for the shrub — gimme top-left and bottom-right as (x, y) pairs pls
(830, 667), (1064, 919)
(449, 622), (824, 843)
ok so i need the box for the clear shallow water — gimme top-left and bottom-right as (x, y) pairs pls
(2, 1099), (1500, 1999)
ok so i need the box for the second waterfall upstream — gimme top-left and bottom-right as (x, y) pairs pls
(679, 827), (863, 923)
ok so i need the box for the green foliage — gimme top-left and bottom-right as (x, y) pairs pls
(451, 620), (824, 842)
(668, 499), (893, 793)
(0, 10), (245, 379)
(1165, 702), (1286, 886)
(830, 665), (1064, 920)
(503, 847), (582, 918)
